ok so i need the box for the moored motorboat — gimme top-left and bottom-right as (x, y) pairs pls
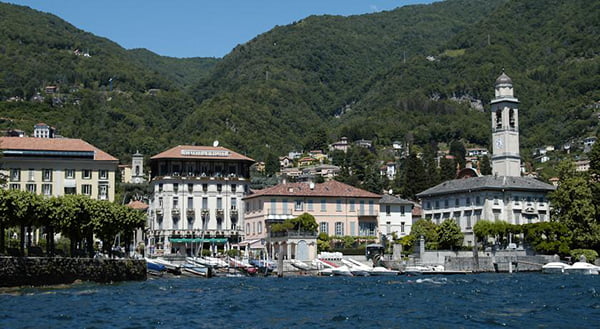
(564, 262), (600, 275)
(181, 263), (210, 277)
(542, 262), (572, 274)
(332, 265), (353, 276)
(370, 266), (399, 276)
(146, 259), (166, 276)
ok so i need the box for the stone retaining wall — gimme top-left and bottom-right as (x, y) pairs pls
(0, 257), (146, 287)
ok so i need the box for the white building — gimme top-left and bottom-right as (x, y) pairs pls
(147, 145), (254, 256)
(378, 194), (413, 239)
(417, 72), (555, 246)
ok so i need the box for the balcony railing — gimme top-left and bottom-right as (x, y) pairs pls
(172, 209), (180, 216)
(269, 231), (318, 238)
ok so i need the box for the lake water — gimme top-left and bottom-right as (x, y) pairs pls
(1, 273), (599, 328)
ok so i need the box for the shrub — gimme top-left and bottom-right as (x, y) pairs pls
(570, 249), (598, 263)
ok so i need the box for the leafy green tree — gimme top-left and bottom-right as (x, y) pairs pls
(550, 160), (600, 250)
(522, 222), (571, 256)
(436, 219), (464, 250)
(264, 152), (280, 176)
(449, 140), (466, 169)
(409, 219), (438, 250)
(473, 219), (494, 247)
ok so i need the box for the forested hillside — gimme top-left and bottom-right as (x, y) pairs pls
(0, 0), (598, 164)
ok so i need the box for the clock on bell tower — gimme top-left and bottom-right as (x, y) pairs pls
(491, 71), (521, 177)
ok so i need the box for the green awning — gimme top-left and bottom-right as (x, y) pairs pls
(169, 238), (228, 243)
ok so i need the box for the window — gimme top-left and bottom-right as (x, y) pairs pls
(10, 169), (20, 182)
(349, 200), (356, 212)
(282, 199), (288, 213)
(435, 200), (440, 209)
(386, 205), (391, 216)
(173, 197), (179, 208)
(82, 170), (91, 180)
(320, 199), (326, 212)
(173, 184), (179, 193)
(401, 206), (405, 215)
(307, 200), (314, 211)
(26, 184), (36, 193)
(258, 222), (262, 234)
(82, 184), (92, 196)
(231, 198), (237, 210)
(217, 184), (222, 193)
(158, 197), (163, 207)
(319, 222), (329, 234)
(359, 222), (376, 236)
(202, 197), (208, 209)
(476, 196), (481, 205)
(335, 222), (344, 236)
(27, 169), (35, 181)
(99, 170), (108, 180)
(43, 169), (52, 182)
(246, 223), (250, 234)
(350, 222), (356, 235)
(65, 169), (75, 179)
(158, 183), (163, 192)
(493, 197), (499, 205)
(173, 216), (180, 229)
(401, 222), (405, 233)
(217, 197), (222, 209)
(9, 184), (20, 190)
(455, 198), (459, 207)
(202, 184), (208, 192)
(359, 200), (365, 215)
(98, 184), (108, 200)
(42, 184), (52, 196)
(188, 184), (193, 193)
(466, 197), (471, 205)
(444, 199), (449, 208)
(187, 217), (194, 229)
(369, 201), (374, 215)
(231, 184), (237, 193)
(187, 197), (193, 209)
(336, 200), (342, 212)
(295, 200), (303, 211)
(64, 187), (76, 195)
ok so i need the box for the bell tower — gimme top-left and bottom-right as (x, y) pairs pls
(491, 71), (521, 177)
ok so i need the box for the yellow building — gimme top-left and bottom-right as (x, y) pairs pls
(0, 137), (118, 201)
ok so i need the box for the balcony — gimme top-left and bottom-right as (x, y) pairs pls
(155, 208), (163, 215)
(231, 208), (238, 216)
(201, 208), (210, 217)
(269, 231), (318, 239)
(216, 208), (224, 216)
(186, 208), (195, 216)
(172, 209), (180, 216)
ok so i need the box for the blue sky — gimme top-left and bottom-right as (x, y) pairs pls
(5, 0), (434, 58)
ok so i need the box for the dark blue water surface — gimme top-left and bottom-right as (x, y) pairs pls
(1, 273), (599, 328)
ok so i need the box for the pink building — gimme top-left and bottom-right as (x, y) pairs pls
(243, 180), (381, 259)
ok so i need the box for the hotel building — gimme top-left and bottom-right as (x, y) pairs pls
(147, 145), (254, 256)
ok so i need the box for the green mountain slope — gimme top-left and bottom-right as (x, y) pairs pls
(346, 0), (600, 152)
(184, 0), (507, 156)
(127, 48), (219, 89)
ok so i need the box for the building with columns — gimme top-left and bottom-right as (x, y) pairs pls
(147, 144), (254, 256)
(417, 72), (555, 246)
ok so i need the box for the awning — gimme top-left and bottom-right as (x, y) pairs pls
(169, 238), (228, 243)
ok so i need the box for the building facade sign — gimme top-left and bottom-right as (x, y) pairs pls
(180, 149), (230, 157)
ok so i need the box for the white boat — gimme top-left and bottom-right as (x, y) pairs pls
(290, 259), (311, 271)
(542, 262), (572, 274)
(341, 259), (371, 276)
(564, 262), (600, 275)
(404, 265), (445, 275)
(181, 263), (210, 277)
(332, 265), (353, 276)
(370, 266), (399, 276)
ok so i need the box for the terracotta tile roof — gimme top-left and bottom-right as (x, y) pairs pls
(244, 180), (381, 200)
(0, 137), (118, 161)
(127, 200), (149, 210)
(151, 145), (254, 162)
